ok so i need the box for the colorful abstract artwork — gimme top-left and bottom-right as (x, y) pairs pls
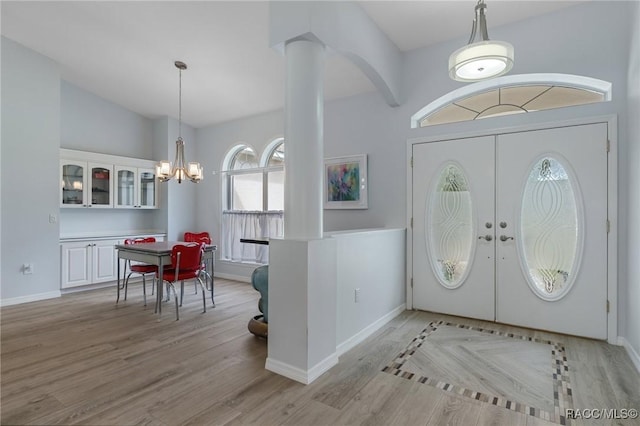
(327, 162), (360, 202)
(324, 154), (368, 209)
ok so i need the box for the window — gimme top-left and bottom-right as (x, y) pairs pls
(221, 140), (285, 264)
(411, 74), (612, 128)
(265, 141), (285, 211)
(228, 146), (262, 211)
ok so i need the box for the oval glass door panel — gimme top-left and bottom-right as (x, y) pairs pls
(426, 163), (475, 288)
(520, 156), (583, 301)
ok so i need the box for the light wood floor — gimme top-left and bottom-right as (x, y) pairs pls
(1, 279), (638, 426)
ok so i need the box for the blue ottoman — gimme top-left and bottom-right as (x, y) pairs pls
(248, 265), (268, 338)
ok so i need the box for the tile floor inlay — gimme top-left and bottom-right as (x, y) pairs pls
(382, 320), (574, 425)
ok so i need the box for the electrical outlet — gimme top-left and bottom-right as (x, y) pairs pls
(22, 263), (34, 275)
(49, 214), (57, 224)
(354, 288), (360, 303)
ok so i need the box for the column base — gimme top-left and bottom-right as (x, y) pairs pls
(266, 237), (337, 384)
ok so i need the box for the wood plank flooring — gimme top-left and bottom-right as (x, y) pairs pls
(1, 279), (638, 425)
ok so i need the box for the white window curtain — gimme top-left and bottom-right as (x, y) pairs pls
(222, 211), (283, 264)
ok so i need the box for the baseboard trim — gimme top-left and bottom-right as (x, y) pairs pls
(61, 281), (116, 294)
(336, 303), (406, 356)
(265, 352), (339, 385)
(618, 336), (640, 374)
(0, 290), (61, 307)
(214, 272), (251, 283)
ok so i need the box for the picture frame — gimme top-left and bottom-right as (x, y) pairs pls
(324, 154), (368, 209)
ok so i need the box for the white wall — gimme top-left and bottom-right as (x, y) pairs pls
(61, 81), (153, 158)
(59, 81), (164, 237)
(625, 0), (640, 361)
(330, 228), (406, 353)
(1, 37), (61, 302)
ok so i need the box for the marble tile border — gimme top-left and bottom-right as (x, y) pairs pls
(381, 320), (574, 425)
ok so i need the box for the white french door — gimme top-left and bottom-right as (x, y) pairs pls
(495, 124), (608, 338)
(412, 136), (496, 321)
(412, 123), (609, 339)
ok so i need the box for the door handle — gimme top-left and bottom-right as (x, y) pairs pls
(478, 235), (493, 241)
(500, 235), (514, 242)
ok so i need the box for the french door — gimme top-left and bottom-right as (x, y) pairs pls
(412, 123), (608, 339)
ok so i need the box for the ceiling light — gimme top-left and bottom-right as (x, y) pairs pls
(449, 0), (514, 82)
(157, 61), (203, 184)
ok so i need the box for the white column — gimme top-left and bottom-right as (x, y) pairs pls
(267, 37), (337, 385)
(284, 39), (324, 240)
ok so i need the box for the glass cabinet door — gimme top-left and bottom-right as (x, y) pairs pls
(61, 162), (86, 207)
(116, 167), (136, 208)
(138, 169), (157, 208)
(90, 165), (112, 207)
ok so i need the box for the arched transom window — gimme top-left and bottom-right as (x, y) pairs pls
(412, 74), (612, 128)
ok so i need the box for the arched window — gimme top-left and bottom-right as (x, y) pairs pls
(225, 145), (262, 211)
(263, 138), (285, 211)
(411, 74), (612, 128)
(230, 146), (259, 169)
(221, 140), (284, 264)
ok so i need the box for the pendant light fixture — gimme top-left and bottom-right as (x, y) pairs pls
(156, 61), (203, 183)
(449, 0), (514, 82)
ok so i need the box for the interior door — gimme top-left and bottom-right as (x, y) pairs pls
(496, 124), (608, 339)
(412, 136), (495, 321)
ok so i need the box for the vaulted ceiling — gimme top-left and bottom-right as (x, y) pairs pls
(1, 1), (579, 128)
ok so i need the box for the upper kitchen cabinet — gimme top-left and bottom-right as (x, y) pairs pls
(60, 160), (113, 208)
(115, 166), (158, 209)
(60, 148), (159, 210)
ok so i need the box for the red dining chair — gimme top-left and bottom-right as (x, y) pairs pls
(184, 231), (211, 245)
(184, 232), (214, 300)
(157, 243), (206, 320)
(118, 237), (157, 306)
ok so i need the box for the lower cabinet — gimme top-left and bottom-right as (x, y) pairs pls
(60, 234), (166, 289)
(61, 239), (119, 288)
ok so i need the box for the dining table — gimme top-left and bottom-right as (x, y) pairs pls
(115, 241), (217, 315)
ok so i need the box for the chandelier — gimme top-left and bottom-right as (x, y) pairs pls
(156, 61), (203, 183)
(448, 0), (514, 82)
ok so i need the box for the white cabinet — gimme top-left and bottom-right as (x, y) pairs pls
(60, 149), (159, 210)
(114, 166), (158, 209)
(60, 160), (114, 208)
(60, 234), (165, 290)
(61, 239), (119, 288)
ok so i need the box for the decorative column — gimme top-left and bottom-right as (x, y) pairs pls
(283, 38), (324, 240)
(267, 37), (338, 384)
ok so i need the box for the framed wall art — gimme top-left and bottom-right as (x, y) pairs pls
(324, 154), (368, 209)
